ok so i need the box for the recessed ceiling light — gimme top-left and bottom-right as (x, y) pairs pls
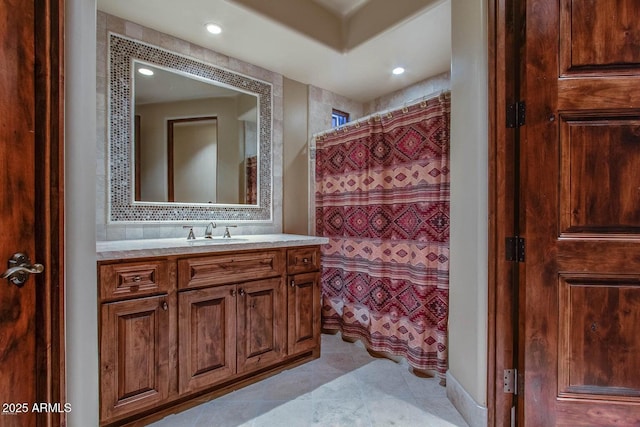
(205, 23), (222, 35)
(392, 67), (405, 75)
(137, 68), (154, 76)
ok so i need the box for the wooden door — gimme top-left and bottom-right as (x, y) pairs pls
(0, 0), (63, 426)
(287, 272), (320, 355)
(100, 295), (171, 422)
(236, 277), (286, 373)
(178, 285), (236, 394)
(522, 0), (640, 424)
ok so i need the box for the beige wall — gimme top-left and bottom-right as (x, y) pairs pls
(283, 78), (310, 234)
(308, 85), (365, 136)
(448, 0), (489, 418)
(364, 71), (451, 114)
(66, 0), (99, 425)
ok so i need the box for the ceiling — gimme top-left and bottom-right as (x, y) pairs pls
(312, 0), (369, 17)
(97, 0), (451, 102)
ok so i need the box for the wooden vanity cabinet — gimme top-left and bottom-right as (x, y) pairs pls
(287, 247), (321, 355)
(177, 277), (288, 394)
(177, 251), (287, 395)
(98, 245), (321, 426)
(98, 260), (174, 422)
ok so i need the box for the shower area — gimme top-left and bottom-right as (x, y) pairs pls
(314, 92), (451, 380)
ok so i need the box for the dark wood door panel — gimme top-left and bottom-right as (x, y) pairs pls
(101, 295), (170, 421)
(524, 0), (640, 424)
(559, 115), (640, 233)
(559, 276), (640, 400)
(557, 240), (640, 271)
(0, 1), (36, 426)
(236, 277), (286, 373)
(288, 272), (320, 355)
(558, 78), (640, 110)
(178, 286), (236, 394)
(556, 401), (640, 426)
(560, 0), (640, 74)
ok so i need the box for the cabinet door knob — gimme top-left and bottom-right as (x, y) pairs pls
(231, 289), (237, 297)
(290, 279), (296, 287)
(239, 288), (245, 296)
(161, 301), (168, 311)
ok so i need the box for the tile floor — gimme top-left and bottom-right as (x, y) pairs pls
(149, 333), (469, 427)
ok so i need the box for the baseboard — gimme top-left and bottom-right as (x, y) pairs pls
(446, 371), (488, 427)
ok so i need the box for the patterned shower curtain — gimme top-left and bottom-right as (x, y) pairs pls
(315, 93), (450, 379)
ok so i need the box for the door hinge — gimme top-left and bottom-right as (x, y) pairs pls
(504, 369), (517, 394)
(505, 237), (525, 262)
(506, 101), (526, 128)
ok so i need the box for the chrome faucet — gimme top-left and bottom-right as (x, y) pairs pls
(183, 225), (196, 240)
(204, 222), (217, 239)
(222, 225), (237, 238)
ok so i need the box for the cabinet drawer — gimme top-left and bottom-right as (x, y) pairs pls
(287, 247), (320, 274)
(99, 260), (171, 301)
(178, 250), (285, 289)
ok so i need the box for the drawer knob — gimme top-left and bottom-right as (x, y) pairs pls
(302, 258), (309, 264)
(133, 275), (142, 282)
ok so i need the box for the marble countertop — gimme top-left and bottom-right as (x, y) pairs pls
(96, 234), (328, 261)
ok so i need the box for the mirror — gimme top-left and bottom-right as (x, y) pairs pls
(133, 62), (258, 204)
(108, 34), (272, 222)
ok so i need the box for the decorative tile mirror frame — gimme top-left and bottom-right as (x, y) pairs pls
(108, 34), (272, 222)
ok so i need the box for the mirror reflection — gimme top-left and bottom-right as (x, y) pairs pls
(133, 62), (259, 204)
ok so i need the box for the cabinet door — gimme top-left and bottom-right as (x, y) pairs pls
(287, 272), (321, 355)
(236, 277), (287, 373)
(100, 295), (170, 422)
(178, 285), (236, 394)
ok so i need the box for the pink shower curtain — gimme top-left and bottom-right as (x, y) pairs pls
(315, 93), (450, 379)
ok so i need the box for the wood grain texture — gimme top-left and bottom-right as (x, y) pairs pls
(34, 0), (66, 424)
(98, 247), (321, 425)
(560, 0), (640, 72)
(177, 285), (236, 394)
(0, 1), (37, 426)
(286, 246), (320, 275)
(100, 259), (170, 301)
(488, 0), (521, 424)
(524, 0), (640, 424)
(177, 250), (284, 290)
(287, 272), (320, 355)
(559, 115), (640, 233)
(100, 295), (170, 422)
(558, 78), (640, 109)
(559, 276), (640, 401)
(236, 277), (287, 374)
